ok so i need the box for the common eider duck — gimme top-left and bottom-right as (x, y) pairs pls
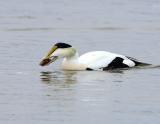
(40, 42), (150, 71)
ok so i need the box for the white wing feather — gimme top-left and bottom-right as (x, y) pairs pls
(79, 51), (135, 69)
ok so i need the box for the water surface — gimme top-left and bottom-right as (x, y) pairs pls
(0, 0), (160, 124)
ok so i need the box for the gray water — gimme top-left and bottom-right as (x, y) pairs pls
(1, 0), (160, 124)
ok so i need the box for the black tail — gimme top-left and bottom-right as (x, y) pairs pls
(127, 56), (151, 66)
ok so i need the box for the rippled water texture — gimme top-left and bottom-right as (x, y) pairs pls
(0, 0), (160, 124)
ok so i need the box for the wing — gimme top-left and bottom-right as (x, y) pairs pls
(126, 56), (150, 66)
(79, 51), (135, 70)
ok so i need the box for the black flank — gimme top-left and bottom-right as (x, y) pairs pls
(103, 57), (129, 70)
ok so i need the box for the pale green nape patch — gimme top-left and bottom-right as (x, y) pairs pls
(60, 47), (77, 58)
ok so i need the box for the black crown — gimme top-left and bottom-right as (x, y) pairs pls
(55, 42), (72, 48)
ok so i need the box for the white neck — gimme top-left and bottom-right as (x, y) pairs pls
(62, 52), (86, 70)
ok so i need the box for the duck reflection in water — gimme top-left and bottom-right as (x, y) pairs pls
(40, 71), (77, 87)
